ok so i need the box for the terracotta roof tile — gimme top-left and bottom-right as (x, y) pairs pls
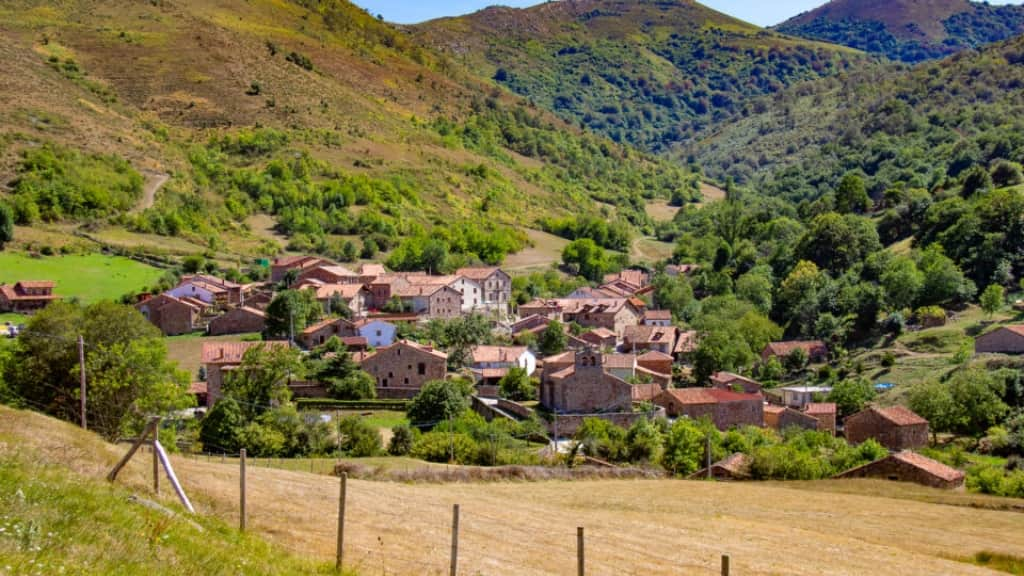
(876, 405), (928, 426)
(664, 388), (761, 405)
(891, 451), (965, 482)
(201, 341), (290, 364)
(471, 346), (527, 364)
(804, 403), (837, 415)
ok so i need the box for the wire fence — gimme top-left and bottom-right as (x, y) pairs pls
(157, 447), (737, 575)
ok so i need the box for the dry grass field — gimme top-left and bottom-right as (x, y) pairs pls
(2, 407), (1022, 576)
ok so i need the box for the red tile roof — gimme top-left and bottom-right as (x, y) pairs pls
(602, 354), (637, 369)
(188, 381), (208, 395)
(891, 451), (965, 482)
(804, 403), (837, 415)
(875, 405), (928, 426)
(201, 341), (290, 364)
(301, 317), (354, 335)
(456, 267), (503, 280)
(1001, 324), (1024, 337)
(471, 346), (527, 364)
(663, 388), (762, 405)
(644, 310), (673, 321)
(17, 280), (56, 289)
(638, 350), (674, 361)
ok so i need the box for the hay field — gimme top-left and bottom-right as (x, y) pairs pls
(2, 406), (1022, 576)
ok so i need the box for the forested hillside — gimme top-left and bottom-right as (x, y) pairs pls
(777, 0), (1024, 63)
(415, 0), (865, 153)
(0, 0), (696, 265)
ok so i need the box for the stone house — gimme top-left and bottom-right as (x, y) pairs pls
(167, 275), (247, 308)
(394, 284), (461, 319)
(359, 340), (448, 399)
(673, 330), (699, 364)
(844, 406), (929, 451)
(352, 318), (397, 348)
(0, 281), (59, 313)
(835, 451), (965, 489)
(654, 388), (764, 431)
(296, 265), (360, 285)
(642, 310), (673, 327)
(761, 340), (829, 363)
(404, 274), (484, 314)
(135, 294), (201, 336)
(540, 351), (633, 413)
(764, 405), (821, 432)
(804, 402), (837, 435)
(519, 298), (642, 335)
(207, 306), (267, 336)
(301, 283), (370, 317)
(366, 274), (411, 310)
(622, 324), (677, 355)
(299, 317), (357, 349)
(637, 350), (673, 376)
(710, 372), (763, 395)
(201, 341), (291, 406)
(456, 267), (512, 315)
(271, 255), (328, 283)
(575, 328), (618, 350)
(975, 325), (1024, 355)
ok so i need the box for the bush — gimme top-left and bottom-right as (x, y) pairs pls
(880, 351), (896, 368)
(407, 379), (472, 428)
(336, 416), (382, 457)
(387, 424), (418, 456)
(410, 431), (477, 463)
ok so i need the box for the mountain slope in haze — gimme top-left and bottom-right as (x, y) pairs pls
(689, 34), (1024, 203)
(0, 0), (694, 264)
(777, 0), (1024, 63)
(415, 0), (865, 153)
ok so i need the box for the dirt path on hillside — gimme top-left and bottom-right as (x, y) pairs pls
(135, 171), (169, 212)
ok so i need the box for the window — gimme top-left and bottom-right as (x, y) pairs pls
(418, 363), (426, 375)
(404, 377), (409, 385)
(376, 330), (382, 337)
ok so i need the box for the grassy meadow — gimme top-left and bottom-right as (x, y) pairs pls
(0, 252), (165, 303)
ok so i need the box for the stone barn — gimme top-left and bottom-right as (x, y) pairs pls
(654, 388), (763, 431)
(835, 451), (965, 489)
(844, 406), (929, 451)
(975, 325), (1024, 355)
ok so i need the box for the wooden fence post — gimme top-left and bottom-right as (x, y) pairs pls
(577, 526), (585, 576)
(449, 504), (460, 576)
(721, 554), (730, 576)
(336, 473), (347, 572)
(240, 448), (247, 532)
(107, 418), (160, 482)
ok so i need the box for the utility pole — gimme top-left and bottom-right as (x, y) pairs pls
(78, 335), (87, 430)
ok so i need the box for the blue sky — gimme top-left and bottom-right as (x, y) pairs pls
(352, 0), (1024, 27)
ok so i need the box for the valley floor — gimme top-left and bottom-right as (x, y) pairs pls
(2, 407), (1022, 575)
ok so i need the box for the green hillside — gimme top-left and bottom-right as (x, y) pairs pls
(776, 0), (1024, 63)
(0, 0), (695, 266)
(415, 0), (865, 153)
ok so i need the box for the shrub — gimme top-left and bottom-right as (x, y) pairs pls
(880, 351), (896, 368)
(387, 424), (418, 456)
(407, 379), (472, 428)
(410, 431), (477, 463)
(336, 416), (382, 457)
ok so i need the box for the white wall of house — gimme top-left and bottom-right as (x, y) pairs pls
(451, 277), (483, 313)
(167, 283), (217, 303)
(359, 320), (396, 348)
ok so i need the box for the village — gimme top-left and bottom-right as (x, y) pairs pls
(6, 252), (1007, 491)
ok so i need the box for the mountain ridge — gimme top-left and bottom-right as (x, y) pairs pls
(776, 0), (1024, 62)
